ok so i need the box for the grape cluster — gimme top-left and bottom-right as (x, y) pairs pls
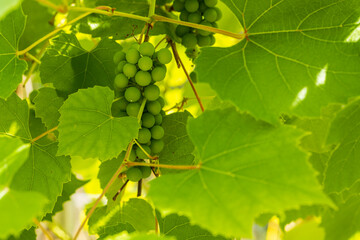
(172, 0), (222, 49)
(112, 42), (172, 182)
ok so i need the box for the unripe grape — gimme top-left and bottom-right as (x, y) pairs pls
(139, 42), (155, 57)
(146, 100), (162, 115)
(157, 97), (165, 108)
(154, 113), (163, 125)
(190, 71), (197, 83)
(157, 48), (172, 64)
(114, 73), (129, 89)
(138, 56), (153, 71)
(204, 0), (217, 7)
(136, 145), (152, 159)
(151, 67), (166, 82)
(175, 25), (191, 37)
(138, 128), (152, 144)
(180, 11), (189, 21)
(144, 85), (160, 101)
(116, 60), (127, 73)
(141, 113), (155, 128)
(113, 51), (126, 64)
(185, 0), (199, 12)
(199, 1), (207, 12)
(126, 48), (140, 64)
(135, 71), (152, 86)
(130, 42), (140, 50)
(139, 166), (152, 178)
(173, 0), (185, 11)
(197, 35), (211, 47)
(150, 139), (164, 153)
(215, 7), (222, 21)
(204, 8), (217, 22)
(127, 167), (142, 182)
(151, 125), (165, 139)
(209, 34), (216, 45)
(197, 21), (212, 36)
(188, 11), (202, 23)
(182, 33), (198, 48)
(113, 97), (128, 111)
(126, 102), (141, 117)
(123, 63), (137, 78)
(129, 150), (137, 161)
(125, 87), (141, 102)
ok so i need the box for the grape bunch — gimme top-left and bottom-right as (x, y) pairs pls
(172, 0), (222, 49)
(112, 42), (172, 182)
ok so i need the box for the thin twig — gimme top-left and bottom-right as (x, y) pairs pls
(137, 179), (142, 197)
(30, 126), (58, 143)
(33, 218), (54, 240)
(134, 139), (157, 160)
(112, 179), (129, 201)
(127, 161), (201, 170)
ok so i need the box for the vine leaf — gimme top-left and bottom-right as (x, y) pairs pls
(33, 87), (64, 130)
(159, 112), (195, 174)
(196, 0), (360, 124)
(324, 99), (360, 193)
(88, 198), (155, 239)
(0, 0), (22, 19)
(0, 93), (71, 214)
(0, 6), (27, 99)
(103, 233), (175, 240)
(149, 107), (333, 238)
(57, 86), (139, 161)
(40, 33), (122, 96)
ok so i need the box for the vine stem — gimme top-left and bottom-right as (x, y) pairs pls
(126, 161), (201, 170)
(33, 218), (54, 240)
(36, 0), (67, 13)
(30, 126), (58, 143)
(16, 12), (91, 56)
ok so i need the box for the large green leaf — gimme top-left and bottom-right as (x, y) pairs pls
(40, 33), (122, 95)
(103, 233), (175, 240)
(149, 107), (333, 238)
(0, 189), (47, 239)
(0, 93), (71, 214)
(0, 6), (27, 99)
(159, 112), (195, 174)
(324, 99), (360, 193)
(57, 86), (140, 161)
(0, 0), (22, 19)
(196, 0), (360, 124)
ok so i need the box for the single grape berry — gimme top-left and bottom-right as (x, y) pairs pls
(209, 34), (216, 45)
(113, 51), (126, 64)
(197, 21), (212, 36)
(182, 33), (198, 48)
(113, 97), (128, 111)
(144, 85), (160, 101)
(184, 0), (199, 12)
(125, 87), (141, 102)
(173, 0), (185, 11)
(154, 114), (163, 125)
(180, 11), (189, 21)
(151, 125), (165, 139)
(114, 74), (129, 89)
(116, 60), (127, 73)
(136, 145), (152, 159)
(130, 42), (140, 50)
(139, 42), (155, 57)
(123, 63), (137, 78)
(199, 1), (207, 12)
(204, 8), (217, 22)
(150, 139), (164, 154)
(157, 48), (172, 64)
(175, 25), (191, 37)
(126, 102), (141, 117)
(135, 71), (152, 86)
(138, 128), (152, 144)
(215, 7), (222, 21)
(188, 11), (202, 23)
(127, 167), (142, 182)
(197, 35), (211, 47)
(126, 48), (140, 64)
(139, 166), (152, 178)
(129, 150), (137, 162)
(190, 71), (197, 83)
(138, 56), (153, 71)
(141, 113), (156, 128)
(146, 100), (162, 115)
(204, 0), (217, 7)
(151, 67), (166, 82)
(157, 97), (165, 108)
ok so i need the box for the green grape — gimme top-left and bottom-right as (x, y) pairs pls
(197, 21), (212, 36)
(151, 66), (166, 82)
(173, 0), (184, 11)
(197, 35), (211, 46)
(144, 85), (160, 101)
(135, 71), (152, 86)
(182, 33), (198, 48)
(123, 63), (137, 78)
(185, 46), (200, 59)
(204, 0), (217, 7)
(199, 1), (207, 12)
(115, 60), (126, 73)
(113, 97), (128, 111)
(141, 113), (155, 128)
(136, 145), (152, 159)
(127, 167), (142, 182)
(204, 8), (217, 22)
(113, 51), (126, 64)
(146, 100), (162, 115)
(154, 113), (163, 125)
(151, 125), (165, 139)
(130, 42), (140, 50)
(209, 34), (216, 45)
(150, 139), (164, 154)
(215, 7), (222, 20)
(190, 72), (198, 84)
(114, 73), (129, 89)
(157, 97), (165, 108)
(126, 48), (140, 64)
(139, 166), (152, 178)
(125, 87), (141, 102)
(188, 11), (202, 23)
(115, 111), (128, 117)
(129, 150), (137, 161)
(126, 102), (141, 117)
(139, 42), (155, 57)
(138, 56), (153, 71)
(180, 11), (189, 21)
(211, 22), (218, 28)
(185, 0), (199, 12)
(157, 48), (172, 64)
(175, 25), (191, 37)
(138, 128), (152, 144)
